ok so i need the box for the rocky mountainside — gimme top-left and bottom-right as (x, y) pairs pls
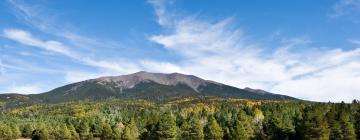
(94, 71), (221, 91)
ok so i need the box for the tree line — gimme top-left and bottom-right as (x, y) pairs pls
(1, 98), (360, 140)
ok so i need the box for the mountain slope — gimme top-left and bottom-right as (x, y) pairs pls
(0, 71), (296, 104)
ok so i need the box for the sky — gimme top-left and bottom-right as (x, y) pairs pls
(1, 0), (360, 102)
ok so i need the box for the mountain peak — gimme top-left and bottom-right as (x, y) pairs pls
(1, 71), (296, 104)
(95, 71), (211, 91)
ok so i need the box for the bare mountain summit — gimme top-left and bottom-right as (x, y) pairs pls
(94, 71), (220, 92)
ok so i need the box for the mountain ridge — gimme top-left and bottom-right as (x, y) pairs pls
(0, 71), (297, 107)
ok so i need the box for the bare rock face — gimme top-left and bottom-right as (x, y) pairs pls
(93, 71), (220, 92)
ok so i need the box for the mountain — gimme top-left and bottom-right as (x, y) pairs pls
(0, 71), (296, 105)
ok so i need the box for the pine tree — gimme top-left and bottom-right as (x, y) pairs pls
(190, 118), (204, 140)
(68, 124), (80, 140)
(21, 123), (34, 138)
(54, 124), (72, 139)
(354, 108), (360, 139)
(205, 116), (223, 140)
(233, 110), (254, 140)
(91, 119), (104, 137)
(101, 123), (113, 139)
(78, 121), (92, 139)
(10, 124), (21, 139)
(327, 106), (343, 139)
(0, 124), (13, 140)
(223, 127), (233, 140)
(122, 118), (139, 140)
(180, 119), (191, 139)
(302, 106), (330, 140)
(338, 109), (356, 140)
(327, 104), (356, 140)
(156, 111), (178, 139)
(31, 129), (49, 140)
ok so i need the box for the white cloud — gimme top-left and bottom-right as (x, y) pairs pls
(65, 71), (103, 83)
(280, 36), (311, 48)
(5, 0), (143, 76)
(140, 60), (184, 73)
(272, 62), (360, 102)
(350, 39), (360, 45)
(2, 84), (42, 94)
(3, 29), (141, 74)
(329, 0), (360, 18)
(8, 0), (122, 51)
(4, 29), (74, 56)
(81, 58), (141, 74)
(147, 0), (174, 27)
(19, 51), (32, 56)
(0, 59), (5, 76)
(149, 0), (360, 102)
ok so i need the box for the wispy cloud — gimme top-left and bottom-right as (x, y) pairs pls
(349, 39), (360, 45)
(7, 0), (125, 53)
(140, 60), (184, 73)
(147, 0), (174, 27)
(329, 0), (360, 18)
(3, 29), (141, 74)
(280, 36), (311, 48)
(1, 55), (62, 74)
(2, 83), (42, 94)
(65, 71), (104, 83)
(148, 0), (360, 102)
(4, 29), (74, 56)
(0, 59), (5, 76)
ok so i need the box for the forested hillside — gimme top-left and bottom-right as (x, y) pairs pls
(0, 97), (359, 140)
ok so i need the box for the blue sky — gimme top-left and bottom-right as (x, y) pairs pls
(1, 0), (360, 102)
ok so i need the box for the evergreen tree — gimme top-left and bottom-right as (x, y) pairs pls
(31, 129), (49, 140)
(338, 109), (356, 140)
(21, 123), (34, 138)
(78, 121), (92, 139)
(354, 108), (360, 139)
(327, 104), (356, 140)
(233, 110), (254, 140)
(54, 124), (72, 139)
(122, 118), (139, 140)
(0, 124), (13, 140)
(156, 111), (178, 139)
(223, 127), (233, 140)
(190, 118), (204, 140)
(327, 106), (343, 139)
(180, 119), (191, 139)
(68, 124), (80, 140)
(91, 119), (104, 137)
(10, 124), (21, 139)
(101, 123), (113, 139)
(205, 116), (223, 140)
(301, 106), (330, 140)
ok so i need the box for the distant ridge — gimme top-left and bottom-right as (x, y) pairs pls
(0, 71), (296, 105)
